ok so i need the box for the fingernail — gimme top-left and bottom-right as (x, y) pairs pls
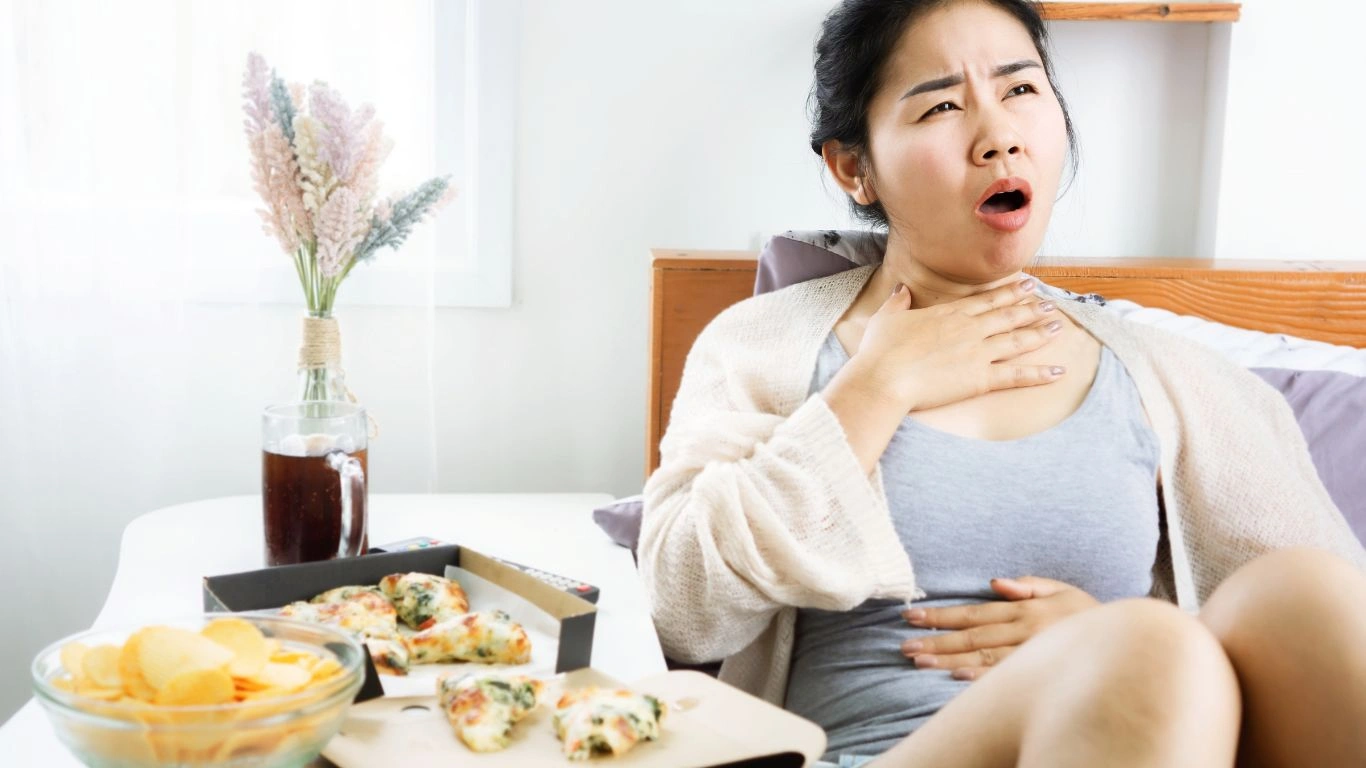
(903, 641), (923, 654)
(893, 283), (903, 296)
(1040, 301), (1056, 313)
(1018, 278), (1036, 292)
(904, 608), (926, 623)
(1050, 366), (1066, 376)
(953, 669), (974, 681)
(915, 655), (937, 668)
(1046, 320), (1062, 334)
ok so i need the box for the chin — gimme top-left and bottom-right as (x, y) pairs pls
(977, 237), (1037, 278)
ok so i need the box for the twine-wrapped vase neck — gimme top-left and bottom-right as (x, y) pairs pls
(299, 316), (342, 370)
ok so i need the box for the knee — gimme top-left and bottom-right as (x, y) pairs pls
(1089, 599), (1235, 690)
(1201, 547), (1365, 648)
(1036, 599), (1241, 750)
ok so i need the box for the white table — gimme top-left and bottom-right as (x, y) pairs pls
(0, 493), (666, 766)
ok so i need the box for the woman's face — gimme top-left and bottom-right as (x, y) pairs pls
(860, 1), (1067, 281)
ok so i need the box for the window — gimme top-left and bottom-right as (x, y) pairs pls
(0, 0), (515, 307)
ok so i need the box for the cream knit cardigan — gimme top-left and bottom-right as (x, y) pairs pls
(639, 265), (1366, 706)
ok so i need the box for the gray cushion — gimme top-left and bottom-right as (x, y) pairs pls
(753, 230), (880, 295)
(592, 495), (642, 552)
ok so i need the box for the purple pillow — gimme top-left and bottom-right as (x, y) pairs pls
(604, 230), (1366, 553)
(1250, 368), (1366, 543)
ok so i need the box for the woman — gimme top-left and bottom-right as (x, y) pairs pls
(639, 1), (1366, 766)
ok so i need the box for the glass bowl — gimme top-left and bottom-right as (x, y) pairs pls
(31, 614), (365, 768)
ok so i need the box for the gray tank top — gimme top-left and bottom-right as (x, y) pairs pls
(786, 331), (1161, 760)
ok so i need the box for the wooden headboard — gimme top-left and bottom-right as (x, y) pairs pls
(646, 250), (1366, 477)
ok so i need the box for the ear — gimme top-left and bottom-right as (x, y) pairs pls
(821, 139), (877, 206)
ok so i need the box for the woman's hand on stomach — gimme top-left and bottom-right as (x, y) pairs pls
(898, 576), (1099, 681)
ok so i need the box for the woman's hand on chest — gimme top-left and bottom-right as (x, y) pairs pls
(834, 281), (1100, 441)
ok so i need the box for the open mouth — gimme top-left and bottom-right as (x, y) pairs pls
(974, 177), (1033, 232)
(979, 189), (1028, 214)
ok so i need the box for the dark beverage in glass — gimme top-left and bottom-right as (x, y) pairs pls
(261, 402), (369, 566)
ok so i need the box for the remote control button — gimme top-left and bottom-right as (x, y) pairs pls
(419, 542), (428, 548)
(576, 585), (590, 592)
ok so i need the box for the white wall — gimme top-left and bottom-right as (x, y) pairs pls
(1, 0), (1359, 723)
(1212, 0), (1366, 260)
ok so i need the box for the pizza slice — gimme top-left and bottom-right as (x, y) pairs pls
(280, 586), (409, 674)
(552, 687), (667, 760)
(354, 625), (411, 675)
(437, 672), (545, 752)
(310, 585), (395, 619)
(405, 610), (531, 665)
(379, 572), (471, 630)
(281, 585), (397, 635)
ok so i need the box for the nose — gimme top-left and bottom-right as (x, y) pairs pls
(979, 142), (1019, 161)
(972, 119), (1022, 165)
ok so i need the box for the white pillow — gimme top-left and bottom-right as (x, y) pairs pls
(1104, 299), (1366, 376)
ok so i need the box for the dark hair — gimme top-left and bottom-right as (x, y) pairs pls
(809, 0), (1079, 228)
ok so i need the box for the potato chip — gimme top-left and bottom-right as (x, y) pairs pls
(248, 662), (311, 693)
(232, 675), (270, 692)
(136, 627), (234, 690)
(82, 644), (123, 689)
(201, 617), (268, 678)
(155, 668), (235, 706)
(74, 682), (125, 701)
(310, 658), (342, 681)
(268, 650), (309, 665)
(60, 642), (89, 681)
(118, 629), (160, 701)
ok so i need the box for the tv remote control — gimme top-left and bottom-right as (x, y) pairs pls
(370, 536), (601, 603)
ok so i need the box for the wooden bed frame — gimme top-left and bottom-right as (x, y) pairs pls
(646, 250), (1366, 477)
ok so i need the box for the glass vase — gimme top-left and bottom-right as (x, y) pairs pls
(297, 310), (349, 402)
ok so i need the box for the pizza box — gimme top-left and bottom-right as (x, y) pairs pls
(201, 544), (597, 703)
(323, 667), (828, 768)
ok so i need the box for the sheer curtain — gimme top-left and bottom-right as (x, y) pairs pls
(0, 0), (445, 720)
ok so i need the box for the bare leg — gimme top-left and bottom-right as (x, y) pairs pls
(872, 598), (1241, 768)
(1199, 547), (1366, 768)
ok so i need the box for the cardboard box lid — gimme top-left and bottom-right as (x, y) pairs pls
(323, 668), (827, 767)
(202, 545), (597, 703)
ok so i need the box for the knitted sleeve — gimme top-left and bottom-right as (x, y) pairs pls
(638, 313), (916, 664)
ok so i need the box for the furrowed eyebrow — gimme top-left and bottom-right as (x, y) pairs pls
(899, 60), (1042, 101)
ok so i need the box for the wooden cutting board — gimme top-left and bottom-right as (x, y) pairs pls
(323, 668), (827, 767)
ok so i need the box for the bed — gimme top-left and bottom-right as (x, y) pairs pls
(646, 249), (1366, 478)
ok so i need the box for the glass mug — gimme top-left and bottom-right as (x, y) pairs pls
(261, 401), (368, 566)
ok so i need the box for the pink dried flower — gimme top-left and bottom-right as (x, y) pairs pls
(247, 132), (290, 250)
(349, 117), (393, 206)
(241, 52), (273, 136)
(374, 193), (397, 225)
(309, 82), (369, 184)
(261, 123), (312, 249)
(315, 186), (366, 277)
